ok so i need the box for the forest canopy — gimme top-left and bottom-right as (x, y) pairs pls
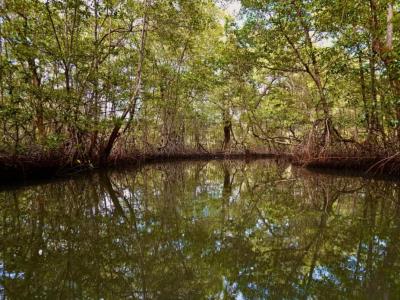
(0, 0), (399, 169)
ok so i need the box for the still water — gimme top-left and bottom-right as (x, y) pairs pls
(0, 159), (400, 299)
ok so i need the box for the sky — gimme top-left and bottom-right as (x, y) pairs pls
(221, 0), (242, 17)
(221, 1), (333, 48)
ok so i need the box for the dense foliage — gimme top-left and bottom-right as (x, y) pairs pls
(0, 0), (399, 164)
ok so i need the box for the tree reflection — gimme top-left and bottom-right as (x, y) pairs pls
(1, 160), (400, 299)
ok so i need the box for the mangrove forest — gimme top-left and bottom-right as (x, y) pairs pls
(0, 0), (398, 176)
(1, 0), (400, 299)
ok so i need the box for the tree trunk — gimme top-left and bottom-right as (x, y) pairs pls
(386, 2), (393, 51)
(28, 59), (45, 141)
(222, 118), (232, 151)
(100, 1), (149, 164)
(358, 50), (370, 135)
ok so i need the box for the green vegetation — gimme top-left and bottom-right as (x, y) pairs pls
(0, 0), (399, 172)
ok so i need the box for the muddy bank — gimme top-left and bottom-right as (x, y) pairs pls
(0, 150), (279, 182)
(2, 148), (400, 183)
(297, 155), (400, 178)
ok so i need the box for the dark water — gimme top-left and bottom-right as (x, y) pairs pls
(1, 160), (400, 299)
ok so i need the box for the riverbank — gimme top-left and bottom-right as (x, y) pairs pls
(295, 153), (400, 178)
(0, 150), (279, 182)
(1, 148), (399, 183)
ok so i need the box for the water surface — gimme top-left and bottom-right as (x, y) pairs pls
(1, 160), (400, 299)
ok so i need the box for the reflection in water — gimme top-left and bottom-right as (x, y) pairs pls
(1, 160), (400, 299)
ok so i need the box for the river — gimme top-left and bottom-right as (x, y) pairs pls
(0, 159), (399, 299)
